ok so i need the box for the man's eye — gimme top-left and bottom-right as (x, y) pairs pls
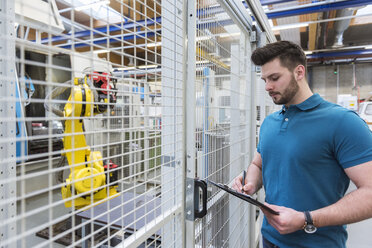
(272, 77), (279, 81)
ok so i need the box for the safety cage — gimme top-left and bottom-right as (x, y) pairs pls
(0, 0), (276, 247)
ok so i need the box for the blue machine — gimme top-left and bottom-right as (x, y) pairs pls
(132, 86), (145, 99)
(15, 76), (34, 162)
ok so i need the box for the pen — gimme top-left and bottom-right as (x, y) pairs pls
(241, 170), (246, 193)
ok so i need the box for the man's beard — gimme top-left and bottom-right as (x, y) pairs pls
(270, 74), (299, 105)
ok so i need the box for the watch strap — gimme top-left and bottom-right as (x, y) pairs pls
(304, 211), (313, 225)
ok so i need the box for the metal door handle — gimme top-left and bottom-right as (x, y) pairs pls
(194, 179), (207, 219)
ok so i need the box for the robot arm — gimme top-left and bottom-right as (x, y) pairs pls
(48, 73), (119, 208)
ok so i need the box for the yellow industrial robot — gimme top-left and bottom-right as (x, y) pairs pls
(47, 72), (119, 208)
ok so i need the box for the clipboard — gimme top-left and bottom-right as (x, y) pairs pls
(208, 180), (279, 215)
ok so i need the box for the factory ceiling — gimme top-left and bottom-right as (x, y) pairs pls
(25, 0), (372, 68)
(261, 0), (372, 65)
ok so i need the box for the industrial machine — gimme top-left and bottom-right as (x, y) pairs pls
(359, 101), (372, 130)
(46, 72), (119, 208)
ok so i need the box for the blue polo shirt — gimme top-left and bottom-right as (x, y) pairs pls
(257, 93), (372, 248)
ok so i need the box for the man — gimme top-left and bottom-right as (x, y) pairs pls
(232, 40), (372, 248)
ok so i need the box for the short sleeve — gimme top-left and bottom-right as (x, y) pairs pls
(257, 118), (267, 154)
(334, 111), (372, 168)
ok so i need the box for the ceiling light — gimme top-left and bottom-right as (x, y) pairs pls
(196, 36), (210, 41)
(365, 45), (372, 49)
(196, 60), (210, 64)
(209, 3), (220, 8)
(138, 64), (158, 69)
(304, 51), (313, 55)
(272, 23), (309, 31)
(218, 32), (240, 38)
(220, 58), (231, 62)
(75, 0), (110, 11)
(93, 49), (110, 54)
(147, 42), (162, 47)
(116, 67), (136, 70)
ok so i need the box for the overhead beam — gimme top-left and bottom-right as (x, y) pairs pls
(199, 0), (372, 19)
(307, 48), (372, 59)
(275, 12), (372, 32)
(260, 0), (296, 5)
(58, 30), (159, 49)
(266, 0), (372, 19)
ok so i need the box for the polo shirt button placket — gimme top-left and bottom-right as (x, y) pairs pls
(280, 115), (290, 131)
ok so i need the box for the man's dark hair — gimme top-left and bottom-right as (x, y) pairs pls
(251, 40), (307, 73)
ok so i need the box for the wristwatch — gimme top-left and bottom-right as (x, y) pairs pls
(303, 211), (317, 234)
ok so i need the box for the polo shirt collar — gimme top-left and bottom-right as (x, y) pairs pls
(295, 93), (323, 111)
(280, 93), (322, 114)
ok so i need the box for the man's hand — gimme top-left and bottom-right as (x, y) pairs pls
(232, 152), (263, 195)
(232, 174), (256, 195)
(261, 203), (305, 235)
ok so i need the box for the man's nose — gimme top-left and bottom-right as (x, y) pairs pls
(265, 82), (274, 91)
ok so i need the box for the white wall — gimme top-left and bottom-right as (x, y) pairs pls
(309, 63), (372, 104)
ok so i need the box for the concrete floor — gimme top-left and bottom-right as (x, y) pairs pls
(17, 181), (159, 247)
(18, 182), (372, 247)
(17, 191), (68, 248)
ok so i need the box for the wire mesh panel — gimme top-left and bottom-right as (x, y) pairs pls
(188, 0), (259, 247)
(0, 0), (272, 247)
(1, 0), (183, 247)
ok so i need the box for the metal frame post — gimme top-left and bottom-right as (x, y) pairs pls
(239, 32), (256, 247)
(0, 0), (17, 246)
(184, 0), (197, 246)
(246, 35), (260, 248)
(161, 0), (184, 247)
(229, 42), (242, 247)
(254, 31), (268, 248)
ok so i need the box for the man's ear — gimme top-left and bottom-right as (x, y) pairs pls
(294, 64), (306, 80)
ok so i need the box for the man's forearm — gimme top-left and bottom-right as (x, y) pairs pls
(246, 163), (263, 194)
(312, 186), (372, 227)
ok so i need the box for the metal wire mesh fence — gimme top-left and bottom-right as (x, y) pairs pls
(1, 0), (183, 247)
(191, 1), (256, 247)
(0, 0), (275, 247)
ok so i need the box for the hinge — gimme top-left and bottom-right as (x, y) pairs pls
(250, 25), (257, 43)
